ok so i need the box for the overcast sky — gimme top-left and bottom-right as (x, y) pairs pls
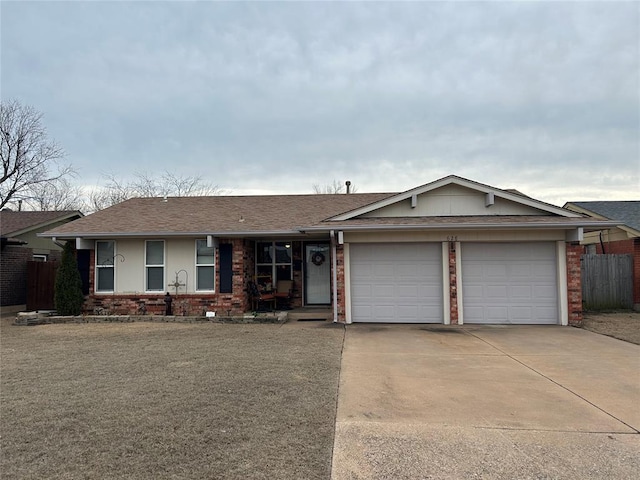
(2, 1), (638, 205)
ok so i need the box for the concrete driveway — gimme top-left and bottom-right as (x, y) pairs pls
(331, 325), (640, 479)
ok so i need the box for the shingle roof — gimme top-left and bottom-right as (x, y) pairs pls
(42, 194), (395, 237)
(568, 201), (640, 232)
(0, 210), (82, 236)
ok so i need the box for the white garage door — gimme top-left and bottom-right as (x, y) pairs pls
(350, 243), (443, 323)
(462, 242), (558, 324)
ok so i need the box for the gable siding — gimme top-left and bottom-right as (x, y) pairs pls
(360, 184), (548, 217)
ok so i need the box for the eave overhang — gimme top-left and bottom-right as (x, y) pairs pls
(299, 219), (620, 233)
(38, 230), (318, 240)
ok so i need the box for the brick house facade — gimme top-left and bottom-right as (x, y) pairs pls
(42, 176), (615, 325)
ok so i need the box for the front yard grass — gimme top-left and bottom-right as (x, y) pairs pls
(0, 321), (344, 479)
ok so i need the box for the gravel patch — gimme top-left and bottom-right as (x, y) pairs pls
(582, 311), (640, 345)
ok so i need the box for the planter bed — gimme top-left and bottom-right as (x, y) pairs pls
(13, 311), (286, 326)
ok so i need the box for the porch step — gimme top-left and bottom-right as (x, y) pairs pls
(286, 309), (333, 322)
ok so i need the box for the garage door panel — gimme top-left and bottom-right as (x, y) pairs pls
(486, 285), (509, 298)
(510, 285), (534, 299)
(350, 243), (443, 323)
(486, 306), (509, 321)
(462, 242), (558, 324)
(534, 285), (556, 299)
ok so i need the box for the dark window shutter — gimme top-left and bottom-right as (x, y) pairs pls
(77, 250), (91, 295)
(219, 244), (233, 293)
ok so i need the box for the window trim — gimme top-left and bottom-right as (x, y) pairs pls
(145, 240), (165, 293)
(95, 240), (116, 293)
(195, 239), (216, 292)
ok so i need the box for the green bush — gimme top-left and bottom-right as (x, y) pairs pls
(54, 241), (84, 316)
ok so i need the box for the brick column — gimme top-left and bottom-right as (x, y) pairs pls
(449, 242), (459, 325)
(566, 243), (583, 325)
(335, 245), (346, 323)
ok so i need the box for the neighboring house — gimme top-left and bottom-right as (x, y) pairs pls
(41, 175), (615, 325)
(563, 201), (640, 310)
(1, 210), (84, 307)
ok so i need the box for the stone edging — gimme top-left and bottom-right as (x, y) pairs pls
(13, 312), (287, 326)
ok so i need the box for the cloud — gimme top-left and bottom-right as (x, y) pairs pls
(1, 1), (638, 203)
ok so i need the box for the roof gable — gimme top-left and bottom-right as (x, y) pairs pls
(330, 175), (580, 220)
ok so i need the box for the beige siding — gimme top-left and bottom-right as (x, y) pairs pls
(166, 238), (198, 293)
(109, 238), (200, 294)
(582, 228), (630, 245)
(360, 184), (547, 217)
(114, 239), (144, 293)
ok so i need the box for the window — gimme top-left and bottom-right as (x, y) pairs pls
(196, 239), (215, 291)
(32, 254), (48, 262)
(96, 241), (115, 292)
(146, 240), (165, 292)
(256, 241), (292, 290)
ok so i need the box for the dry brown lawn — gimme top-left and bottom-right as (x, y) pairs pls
(582, 311), (640, 345)
(0, 321), (344, 479)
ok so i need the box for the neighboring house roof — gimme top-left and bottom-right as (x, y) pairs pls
(563, 201), (640, 236)
(0, 210), (83, 237)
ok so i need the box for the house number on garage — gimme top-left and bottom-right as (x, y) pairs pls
(447, 236), (458, 242)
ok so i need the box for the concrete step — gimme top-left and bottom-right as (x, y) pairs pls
(286, 309), (333, 322)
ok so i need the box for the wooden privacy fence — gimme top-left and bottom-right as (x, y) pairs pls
(26, 261), (58, 311)
(581, 254), (633, 310)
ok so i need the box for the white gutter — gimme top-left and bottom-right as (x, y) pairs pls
(330, 230), (338, 323)
(300, 220), (620, 232)
(38, 230), (307, 239)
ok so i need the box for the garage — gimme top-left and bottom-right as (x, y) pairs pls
(349, 243), (443, 323)
(461, 242), (558, 324)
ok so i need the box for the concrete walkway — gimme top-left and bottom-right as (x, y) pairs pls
(331, 325), (640, 479)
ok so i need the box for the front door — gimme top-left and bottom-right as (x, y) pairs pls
(305, 243), (331, 304)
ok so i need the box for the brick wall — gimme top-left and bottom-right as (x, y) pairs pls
(290, 241), (303, 309)
(566, 243), (583, 325)
(634, 238), (640, 308)
(1, 246), (32, 306)
(594, 238), (634, 255)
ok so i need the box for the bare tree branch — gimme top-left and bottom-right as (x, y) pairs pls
(22, 177), (86, 211)
(1, 100), (74, 209)
(86, 170), (223, 212)
(312, 180), (356, 194)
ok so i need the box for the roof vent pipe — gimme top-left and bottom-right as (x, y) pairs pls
(345, 181), (351, 194)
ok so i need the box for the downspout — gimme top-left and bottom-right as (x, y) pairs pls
(51, 237), (66, 248)
(330, 230), (338, 323)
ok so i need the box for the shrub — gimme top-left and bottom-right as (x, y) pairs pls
(54, 241), (84, 315)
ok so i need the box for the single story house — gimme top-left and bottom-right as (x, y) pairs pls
(1, 209), (84, 307)
(563, 201), (640, 310)
(41, 175), (616, 325)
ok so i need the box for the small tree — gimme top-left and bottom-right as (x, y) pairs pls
(54, 242), (84, 316)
